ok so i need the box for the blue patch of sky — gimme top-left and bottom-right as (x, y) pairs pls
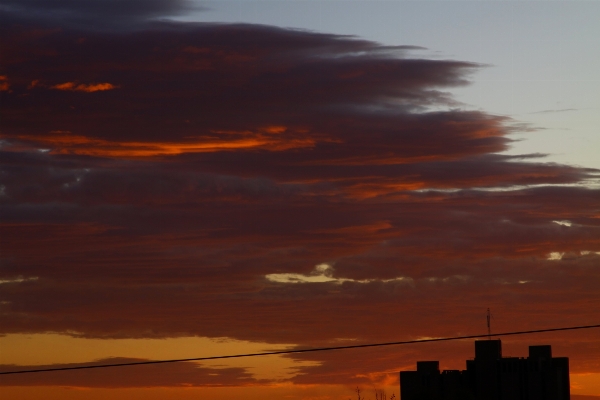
(174, 1), (600, 170)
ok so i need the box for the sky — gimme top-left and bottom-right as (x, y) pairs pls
(0, 1), (599, 399)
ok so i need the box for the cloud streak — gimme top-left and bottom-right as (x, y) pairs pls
(0, 0), (204, 30)
(0, 358), (265, 388)
(50, 82), (118, 92)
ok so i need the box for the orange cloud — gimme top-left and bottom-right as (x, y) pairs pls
(0, 75), (10, 91)
(50, 82), (118, 92)
(14, 129), (315, 157)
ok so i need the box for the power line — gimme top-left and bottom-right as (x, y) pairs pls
(1, 323), (599, 376)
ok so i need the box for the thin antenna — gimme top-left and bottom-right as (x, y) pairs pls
(487, 308), (491, 339)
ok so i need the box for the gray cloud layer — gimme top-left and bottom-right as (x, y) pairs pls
(0, 0), (203, 30)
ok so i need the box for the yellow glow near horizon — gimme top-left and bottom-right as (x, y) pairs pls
(571, 373), (600, 396)
(0, 384), (368, 400)
(0, 334), (319, 381)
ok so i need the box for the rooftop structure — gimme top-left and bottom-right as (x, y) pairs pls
(400, 340), (569, 400)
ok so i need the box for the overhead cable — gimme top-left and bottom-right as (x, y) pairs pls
(2, 323), (599, 375)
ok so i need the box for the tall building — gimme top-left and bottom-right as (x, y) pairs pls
(399, 340), (569, 400)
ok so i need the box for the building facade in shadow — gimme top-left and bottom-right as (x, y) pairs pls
(400, 340), (569, 400)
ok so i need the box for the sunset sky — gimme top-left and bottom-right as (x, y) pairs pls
(1, 1), (600, 399)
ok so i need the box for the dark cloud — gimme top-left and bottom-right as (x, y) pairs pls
(0, 0), (203, 30)
(1, 22), (595, 195)
(0, 22), (480, 150)
(1, 17), (600, 390)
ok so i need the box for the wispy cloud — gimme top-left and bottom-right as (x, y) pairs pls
(530, 108), (578, 114)
(50, 82), (118, 92)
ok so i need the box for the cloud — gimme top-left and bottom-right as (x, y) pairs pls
(530, 108), (578, 114)
(50, 82), (118, 92)
(0, 358), (266, 388)
(0, 75), (9, 91)
(265, 263), (413, 285)
(1, 17), (600, 391)
(0, 276), (39, 284)
(0, 0), (203, 30)
(9, 128), (315, 158)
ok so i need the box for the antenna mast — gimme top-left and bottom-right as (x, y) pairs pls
(487, 308), (491, 339)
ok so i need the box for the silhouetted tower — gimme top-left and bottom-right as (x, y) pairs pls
(400, 339), (569, 400)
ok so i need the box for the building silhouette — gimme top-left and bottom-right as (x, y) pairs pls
(400, 340), (569, 400)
